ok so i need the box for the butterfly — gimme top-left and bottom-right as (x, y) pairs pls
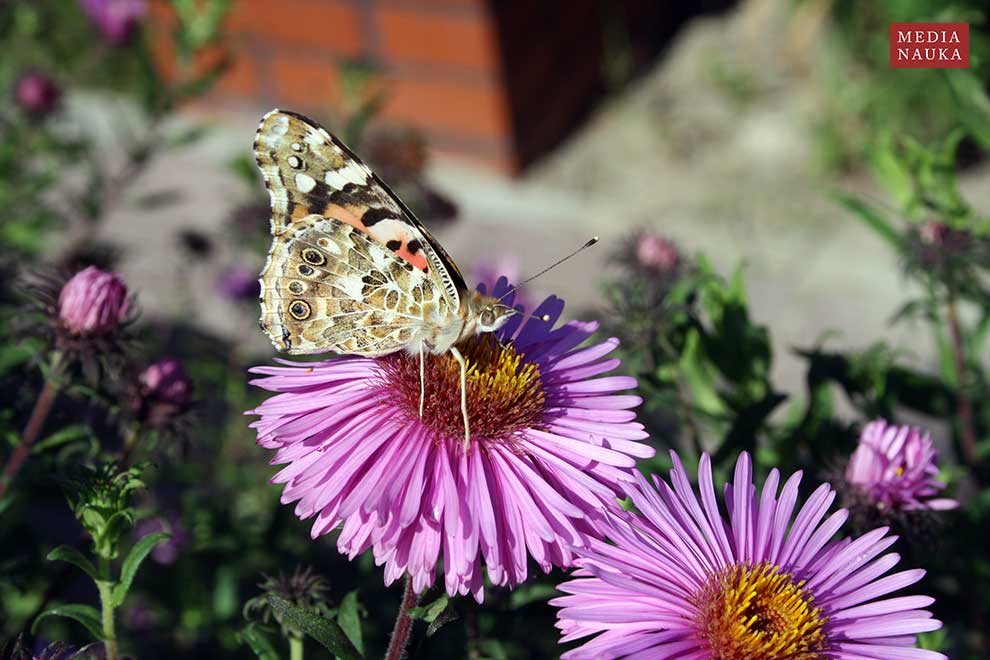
(254, 109), (517, 446)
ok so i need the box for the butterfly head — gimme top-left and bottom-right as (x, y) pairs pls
(470, 293), (517, 334)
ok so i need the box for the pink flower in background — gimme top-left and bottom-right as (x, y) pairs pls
(15, 72), (61, 118)
(137, 358), (193, 428)
(554, 451), (945, 659)
(79, 0), (147, 45)
(58, 266), (130, 336)
(249, 279), (652, 601)
(216, 266), (262, 302)
(634, 231), (681, 274)
(134, 514), (189, 565)
(846, 419), (958, 512)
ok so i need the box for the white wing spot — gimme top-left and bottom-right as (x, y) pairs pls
(325, 161), (369, 189)
(290, 142), (304, 152)
(287, 156), (302, 169)
(294, 173), (317, 193)
(271, 115), (289, 136)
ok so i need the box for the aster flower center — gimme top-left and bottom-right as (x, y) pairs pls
(377, 335), (545, 445)
(693, 562), (827, 659)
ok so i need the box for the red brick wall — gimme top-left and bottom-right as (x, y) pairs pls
(151, 0), (670, 173)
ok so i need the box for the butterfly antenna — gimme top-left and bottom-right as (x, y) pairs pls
(495, 236), (600, 305)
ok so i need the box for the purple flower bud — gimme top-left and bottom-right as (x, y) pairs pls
(845, 419), (958, 512)
(15, 73), (61, 118)
(216, 266), (261, 302)
(134, 515), (189, 565)
(78, 0), (147, 46)
(139, 358), (192, 409)
(635, 233), (681, 274)
(57, 266), (130, 336)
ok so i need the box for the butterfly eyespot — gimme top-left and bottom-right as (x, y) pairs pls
(288, 280), (305, 294)
(480, 309), (496, 326)
(297, 264), (314, 276)
(302, 248), (326, 265)
(317, 238), (329, 248)
(287, 155), (304, 169)
(290, 142), (305, 153)
(289, 300), (311, 320)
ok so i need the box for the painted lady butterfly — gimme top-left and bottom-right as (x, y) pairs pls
(254, 109), (516, 444)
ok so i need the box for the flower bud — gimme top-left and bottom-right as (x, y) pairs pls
(845, 419), (958, 513)
(78, 0), (147, 46)
(635, 232), (681, 274)
(57, 266), (130, 336)
(139, 358), (192, 414)
(15, 72), (60, 118)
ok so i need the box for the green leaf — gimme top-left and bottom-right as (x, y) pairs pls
(944, 69), (990, 150)
(32, 604), (105, 640)
(407, 593), (448, 623)
(336, 591), (364, 654)
(46, 545), (99, 581)
(32, 424), (92, 454)
(267, 595), (363, 660)
(831, 190), (902, 249)
(111, 532), (170, 607)
(238, 623), (282, 660)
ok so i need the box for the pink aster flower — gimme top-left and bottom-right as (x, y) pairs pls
(249, 279), (653, 601)
(634, 232), (681, 274)
(57, 266), (130, 337)
(135, 358), (193, 429)
(553, 451), (945, 659)
(846, 419), (958, 513)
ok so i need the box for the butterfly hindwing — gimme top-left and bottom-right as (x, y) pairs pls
(254, 109), (466, 312)
(260, 214), (451, 355)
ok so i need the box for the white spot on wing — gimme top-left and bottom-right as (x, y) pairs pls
(325, 161), (369, 189)
(294, 173), (317, 193)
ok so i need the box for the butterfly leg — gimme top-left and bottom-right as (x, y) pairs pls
(418, 342), (425, 419)
(449, 346), (470, 448)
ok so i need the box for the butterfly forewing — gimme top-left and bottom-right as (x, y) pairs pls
(254, 110), (465, 356)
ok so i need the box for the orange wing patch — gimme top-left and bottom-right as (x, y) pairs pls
(321, 203), (430, 272)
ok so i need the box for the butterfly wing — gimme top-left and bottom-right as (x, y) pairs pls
(259, 214), (452, 355)
(254, 109), (467, 313)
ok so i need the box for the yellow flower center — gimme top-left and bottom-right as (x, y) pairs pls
(693, 562), (828, 659)
(377, 335), (545, 445)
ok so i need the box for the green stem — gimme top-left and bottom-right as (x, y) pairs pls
(945, 294), (979, 466)
(289, 635), (304, 660)
(0, 355), (64, 498)
(96, 567), (118, 660)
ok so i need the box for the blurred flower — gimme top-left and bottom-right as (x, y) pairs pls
(634, 231), (681, 274)
(58, 266), (130, 337)
(216, 266), (261, 302)
(845, 419), (958, 513)
(553, 451), (945, 660)
(79, 0), (147, 45)
(122, 596), (159, 631)
(15, 72), (60, 118)
(249, 279), (652, 601)
(244, 566), (332, 639)
(134, 513), (189, 564)
(469, 257), (534, 311)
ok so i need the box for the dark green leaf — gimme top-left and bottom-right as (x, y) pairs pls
(336, 590), (364, 654)
(32, 604), (105, 640)
(112, 532), (170, 606)
(407, 593), (448, 623)
(46, 545), (99, 581)
(267, 595), (362, 660)
(32, 424), (92, 454)
(944, 69), (990, 150)
(238, 623), (282, 660)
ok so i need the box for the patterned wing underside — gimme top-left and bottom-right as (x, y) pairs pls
(259, 214), (451, 355)
(254, 109), (465, 309)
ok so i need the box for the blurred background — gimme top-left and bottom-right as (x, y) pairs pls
(2, 0), (990, 658)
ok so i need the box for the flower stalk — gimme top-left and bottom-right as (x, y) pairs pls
(97, 558), (118, 660)
(0, 353), (64, 498)
(384, 577), (419, 660)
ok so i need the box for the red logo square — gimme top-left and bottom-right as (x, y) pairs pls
(890, 23), (969, 68)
